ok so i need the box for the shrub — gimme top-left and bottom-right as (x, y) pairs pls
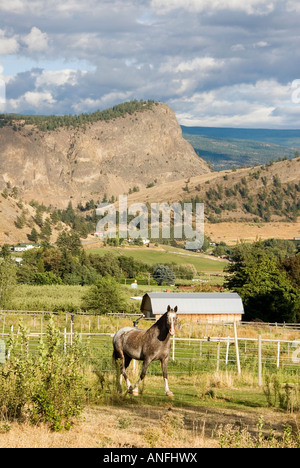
(81, 276), (127, 314)
(0, 320), (86, 431)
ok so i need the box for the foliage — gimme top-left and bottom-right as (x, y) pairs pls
(0, 320), (86, 430)
(282, 253), (300, 288)
(81, 276), (127, 314)
(0, 259), (17, 308)
(264, 376), (300, 412)
(225, 243), (300, 322)
(218, 417), (300, 448)
(152, 264), (176, 286)
(0, 100), (156, 132)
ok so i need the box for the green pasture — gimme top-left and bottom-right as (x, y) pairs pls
(86, 245), (226, 273)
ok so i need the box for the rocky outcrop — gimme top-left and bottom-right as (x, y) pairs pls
(0, 103), (210, 207)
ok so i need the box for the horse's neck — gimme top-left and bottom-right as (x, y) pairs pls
(148, 316), (169, 341)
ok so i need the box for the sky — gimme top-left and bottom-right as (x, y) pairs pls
(0, 0), (300, 128)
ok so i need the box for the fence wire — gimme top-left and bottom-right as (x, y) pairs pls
(1, 330), (299, 384)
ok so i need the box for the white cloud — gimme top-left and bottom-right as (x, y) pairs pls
(22, 27), (49, 53)
(173, 80), (298, 128)
(9, 90), (56, 110)
(253, 41), (269, 48)
(72, 91), (132, 113)
(286, 1), (300, 12)
(0, 29), (19, 55)
(151, 0), (276, 15)
(160, 56), (224, 75)
(35, 69), (83, 88)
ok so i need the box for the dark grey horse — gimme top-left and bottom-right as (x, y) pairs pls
(113, 305), (177, 397)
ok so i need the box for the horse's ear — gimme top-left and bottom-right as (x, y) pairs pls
(167, 305), (171, 312)
(174, 306), (178, 313)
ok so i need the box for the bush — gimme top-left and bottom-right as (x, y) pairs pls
(33, 272), (63, 285)
(81, 276), (127, 314)
(0, 320), (86, 431)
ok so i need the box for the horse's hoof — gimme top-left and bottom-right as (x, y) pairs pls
(132, 389), (139, 396)
(166, 391), (174, 398)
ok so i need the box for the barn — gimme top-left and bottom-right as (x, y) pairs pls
(141, 292), (244, 323)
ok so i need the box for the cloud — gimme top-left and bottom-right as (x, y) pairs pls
(0, 29), (19, 55)
(0, 0), (300, 128)
(173, 80), (300, 128)
(150, 0), (276, 15)
(22, 27), (49, 53)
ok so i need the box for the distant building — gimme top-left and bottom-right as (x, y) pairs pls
(13, 243), (40, 252)
(141, 292), (244, 323)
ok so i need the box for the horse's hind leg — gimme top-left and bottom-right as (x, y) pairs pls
(113, 349), (124, 393)
(131, 358), (150, 396)
(123, 354), (133, 392)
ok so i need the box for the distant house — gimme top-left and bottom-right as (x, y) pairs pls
(141, 292), (244, 323)
(13, 243), (40, 252)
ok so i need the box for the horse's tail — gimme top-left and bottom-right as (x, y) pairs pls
(112, 348), (118, 362)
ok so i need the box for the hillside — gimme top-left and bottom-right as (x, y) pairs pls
(0, 102), (210, 208)
(0, 195), (70, 245)
(182, 126), (300, 171)
(123, 157), (300, 244)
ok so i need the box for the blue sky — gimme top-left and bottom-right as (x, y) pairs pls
(1, 0), (300, 128)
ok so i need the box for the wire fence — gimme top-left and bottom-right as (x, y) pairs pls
(1, 327), (299, 385)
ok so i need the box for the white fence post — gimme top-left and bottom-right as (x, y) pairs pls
(172, 336), (175, 361)
(258, 334), (262, 387)
(225, 336), (230, 365)
(234, 321), (241, 374)
(64, 328), (67, 353)
(276, 341), (280, 368)
(216, 340), (220, 372)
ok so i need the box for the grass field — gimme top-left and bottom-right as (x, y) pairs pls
(86, 244), (226, 273)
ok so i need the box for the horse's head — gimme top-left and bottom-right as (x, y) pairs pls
(166, 305), (177, 336)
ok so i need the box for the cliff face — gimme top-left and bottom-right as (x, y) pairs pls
(0, 103), (210, 207)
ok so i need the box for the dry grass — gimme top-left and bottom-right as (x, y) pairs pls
(1, 402), (299, 448)
(0, 406), (218, 448)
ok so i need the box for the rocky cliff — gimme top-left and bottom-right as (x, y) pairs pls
(0, 102), (210, 207)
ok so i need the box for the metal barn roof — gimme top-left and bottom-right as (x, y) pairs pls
(141, 292), (244, 317)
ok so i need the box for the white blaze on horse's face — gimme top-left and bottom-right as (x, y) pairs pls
(167, 305), (177, 336)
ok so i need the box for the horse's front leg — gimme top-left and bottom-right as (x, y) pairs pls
(161, 356), (173, 397)
(131, 358), (150, 396)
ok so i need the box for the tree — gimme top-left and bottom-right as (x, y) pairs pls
(0, 259), (17, 308)
(28, 228), (39, 243)
(0, 244), (11, 259)
(81, 276), (127, 314)
(56, 231), (82, 256)
(153, 264), (176, 286)
(225, 245), (300, 322)
(282, 254), (300, 289)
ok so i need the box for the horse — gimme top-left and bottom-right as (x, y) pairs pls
(112, 305), (177, 397)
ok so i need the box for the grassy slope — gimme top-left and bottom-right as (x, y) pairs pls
(86, 245), (226, 272)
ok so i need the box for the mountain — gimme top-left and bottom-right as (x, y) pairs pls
(182, 126), (300, 171)
(0, 102), (210, 208)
